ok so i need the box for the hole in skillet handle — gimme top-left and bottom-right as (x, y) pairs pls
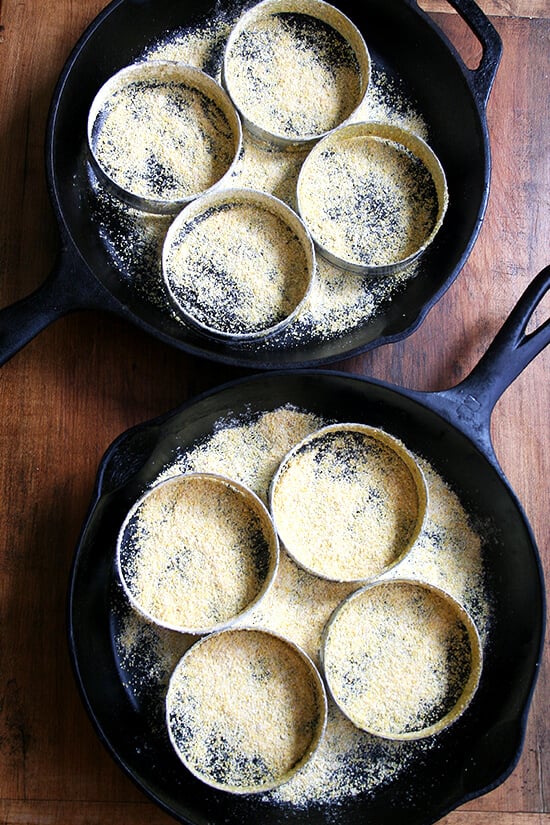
(415, 0), (502, 106)
(417, 0), (482, 70)
(457, 264), (550, 417)
(427, 265), (550, 460)
(525, 276), (550, 336)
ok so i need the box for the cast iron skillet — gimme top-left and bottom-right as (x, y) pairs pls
(68, 265), (549, 825)
(0, 0), (501, 369)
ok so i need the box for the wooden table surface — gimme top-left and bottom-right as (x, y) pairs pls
(0, 0), (548, 823)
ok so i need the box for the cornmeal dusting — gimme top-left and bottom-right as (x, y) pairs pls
(271, 426), (423, 580)
(118, 474), (276, 631)
(114, 405), (491, 808)
(323, 581), (476, 736)
(89, 19), (432, 344)
(114, 598), (194, 712)
(156, 406), (325, 501)
(230, 137), (308, 210)
(166, 629), (324, 791)
(143, 20), (232, 72)
(163, 196), (311, 336)
(298, 134), (439, 267)
(224, 11), (362, 139)
(90, 67), (238, 203)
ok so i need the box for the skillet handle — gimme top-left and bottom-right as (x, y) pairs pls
(430, 266), (550, 452)
(0, 247), (114, 367)
(462, 265), (550, 405)
(0, 252), (81, 366)
(425, 0), (502, 107)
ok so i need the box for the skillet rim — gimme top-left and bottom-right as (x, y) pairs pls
(67, 366), (545, 825)
(43, 0), (501, 370)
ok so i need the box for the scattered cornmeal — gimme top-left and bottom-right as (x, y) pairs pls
(270, 423), (427, 581)
(90, 21), (436, 344)
(114, 405), (491, 807)
(162, 188), (314, 338)
(116, 473), (278, 633)
(297, 121), (447, 272)
(322, 580), (482, 739)
(223, 0), (369, 143)
(88, 62), (241, 210)
(166, 628), (327, 792)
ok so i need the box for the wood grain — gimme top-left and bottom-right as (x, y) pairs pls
(420, 0), (550, 17)
(0, 1), (548, 824)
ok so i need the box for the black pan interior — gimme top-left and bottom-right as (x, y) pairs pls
(50, 0), (494, 368)
(69, 371), (544, 825)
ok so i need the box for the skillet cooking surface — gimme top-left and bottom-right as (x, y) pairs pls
(69, 369), (544, 825)
(50, 0), (500, 368)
